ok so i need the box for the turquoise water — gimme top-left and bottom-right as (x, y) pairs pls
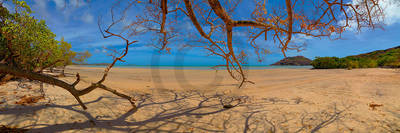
(78, 65), (313, 70)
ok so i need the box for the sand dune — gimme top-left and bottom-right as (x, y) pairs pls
(0, 66), (399, 132)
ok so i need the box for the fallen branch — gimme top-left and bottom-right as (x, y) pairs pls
(0, 64), (136, 110)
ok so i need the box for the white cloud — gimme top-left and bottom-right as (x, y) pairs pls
(84, 39), (126, 47)
(56, 27), (97, 40)
(33, 0), (47, 10)
(52, 0), (87, 9)
(292, 34), (312, 44)
(81, 12), (94, 23)
(52, 0), (66, 9)
(340, 0), (400, 31)
(69, 0), (87, 8)
(32, 0), (51, 19)
(381, 0), (400, 25)
(94, 48), (108, 53)
(50, 0), (90, 21)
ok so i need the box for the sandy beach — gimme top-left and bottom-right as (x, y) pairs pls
(0, 66), (399, 132)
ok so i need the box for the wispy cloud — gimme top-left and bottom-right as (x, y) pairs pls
(52, 0), (65, 9)
(81, 12), (94, 23)
(69, 0), (87, 8)
(32, 0), (50, 19)
(49, 0), (91, 22)
(94, 48), (108, 54)
(381, 0), (400, 25)
(291, 34), (313, 45)
(83, 39), (127, 47)
(340, 0), (400, 31)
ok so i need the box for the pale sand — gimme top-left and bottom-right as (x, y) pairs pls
(0, 66), (399, 132)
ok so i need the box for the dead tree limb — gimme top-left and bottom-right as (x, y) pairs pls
(0, 64), (136, 110)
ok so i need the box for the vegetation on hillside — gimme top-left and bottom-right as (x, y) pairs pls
(312, 46), (400, 69)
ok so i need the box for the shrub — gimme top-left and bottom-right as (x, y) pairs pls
(377, 56), (398, 67)
(348, 61), (360, 69)
(312, 57), (378, 69)
(311, 57), (341, 69)
(389, 62), (400, 68)
(340, 59), (359, 69)
(337, 58), (348, 68)
(359, 58), (378, 68)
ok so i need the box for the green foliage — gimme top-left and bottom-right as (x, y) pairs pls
(1, 0), (60, 71)
(338, 58), (359, 69)
(73, 50), (92, 64)
(346, 60), (360, 69)
(312, 57), (380, 69)
(0, 1), (90, 72)
(377, 56), (396, 66)
(359, 58), (378, 68)
(311, 57), (341, 69)
(377, 56), (400, 68)
(57, 37), (77, 67)
(312, 46), (400, 69)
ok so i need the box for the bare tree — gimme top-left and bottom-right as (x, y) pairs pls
(113, 0), (384, 87)
(0, 0), (385, 109)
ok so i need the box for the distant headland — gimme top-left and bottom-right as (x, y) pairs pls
(271, 56), (312, 66)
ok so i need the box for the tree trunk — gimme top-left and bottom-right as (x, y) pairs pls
(0, 64), (136, 110)
(60, 66), (66, 77)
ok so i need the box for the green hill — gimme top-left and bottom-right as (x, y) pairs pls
(312, 46), (400, 69)
(347, 46), (400, 59)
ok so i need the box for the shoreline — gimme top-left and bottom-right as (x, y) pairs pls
(70, 65), (314, 70)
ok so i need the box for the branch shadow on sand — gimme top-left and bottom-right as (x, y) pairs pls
(1, 89), (398, 132)
(1, 90), (248, 132)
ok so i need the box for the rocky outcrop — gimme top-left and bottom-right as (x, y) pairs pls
(271, 56), (312, 66)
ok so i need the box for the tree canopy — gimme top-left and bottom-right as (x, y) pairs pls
(0, 0), (90, 73)
(1, 0), (61, 71)
(0, 0), (134, 110)
(99, 0), (385, 87)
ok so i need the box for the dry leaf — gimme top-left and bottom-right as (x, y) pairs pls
(15, 95), (44, 105)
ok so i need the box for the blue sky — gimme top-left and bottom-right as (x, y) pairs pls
(4, 0), (400, 66)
